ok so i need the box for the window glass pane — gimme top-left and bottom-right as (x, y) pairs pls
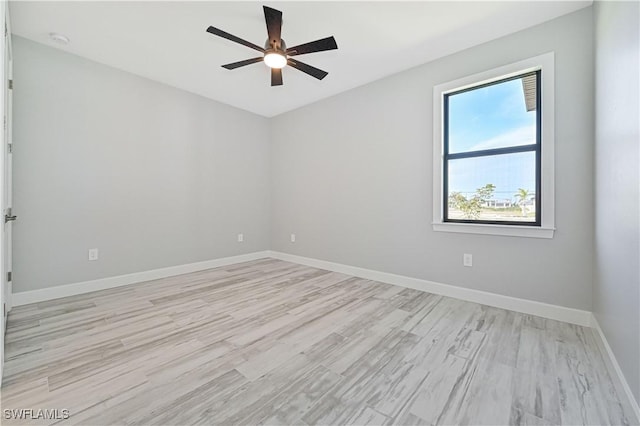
(447, 151), (536, 222)
(448, 74), (537, 154)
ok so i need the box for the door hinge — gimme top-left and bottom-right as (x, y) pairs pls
(8, 79), (12, 90)
(7, 271), (11, 282)
(4, 208), (16, 223)
(8, 143), (12, 153)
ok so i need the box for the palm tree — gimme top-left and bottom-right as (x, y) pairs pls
(515, 188), (530, 217)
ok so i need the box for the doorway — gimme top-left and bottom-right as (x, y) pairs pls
(1, 0), (13, 384)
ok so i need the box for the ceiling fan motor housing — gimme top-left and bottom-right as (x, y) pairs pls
(265, 38), (286, 55)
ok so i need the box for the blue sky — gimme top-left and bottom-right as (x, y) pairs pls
(447, 77), (536, 200)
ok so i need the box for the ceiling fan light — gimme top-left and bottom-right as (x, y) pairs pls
(264, 52), (287, 69)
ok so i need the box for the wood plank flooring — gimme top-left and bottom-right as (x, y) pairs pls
(1, 258), (633, 425)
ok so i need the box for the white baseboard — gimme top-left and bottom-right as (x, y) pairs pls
(12, 251), (271, 306)
(591, 314), (640, 424)
(267, 251), (592, 327)
(13, 249), (593, 326)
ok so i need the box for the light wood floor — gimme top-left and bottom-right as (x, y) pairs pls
(1, 258), (633, 425)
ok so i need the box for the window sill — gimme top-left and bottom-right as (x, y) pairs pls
(432, 222), (555, 239)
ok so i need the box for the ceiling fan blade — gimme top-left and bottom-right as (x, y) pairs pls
(286, 36), (338, 56)
(287, 59), (328, 80)
(206, 26), (265, 53)
(221, 57), (264, 70)
(271, 68), (283, 86)
(263, 6), (283, 49)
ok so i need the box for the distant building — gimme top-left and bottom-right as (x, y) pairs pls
(485, 199), (513, 208)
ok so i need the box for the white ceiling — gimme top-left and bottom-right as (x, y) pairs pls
(10, 1), (591, 117)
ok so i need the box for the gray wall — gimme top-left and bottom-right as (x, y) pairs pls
(271, 8), (594, 310)
(13, 36), (270, 292)
(593, 1), (640, 403)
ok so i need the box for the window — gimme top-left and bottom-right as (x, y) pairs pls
(433, 53), (555, 238)
(444, 71), (540, 225)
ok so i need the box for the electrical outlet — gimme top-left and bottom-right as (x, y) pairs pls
(237, 233), (244, 243)
(88, 248), (99, 261)
(290, 233), (296, 243)
(463, 253), (472, 267)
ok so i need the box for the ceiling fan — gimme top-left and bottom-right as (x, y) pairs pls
(206, 5), (338, 86)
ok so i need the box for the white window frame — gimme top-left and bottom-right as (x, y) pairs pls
(432, 52), (555, 239)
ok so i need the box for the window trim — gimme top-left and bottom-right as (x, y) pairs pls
(432, 52), (555, 238)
